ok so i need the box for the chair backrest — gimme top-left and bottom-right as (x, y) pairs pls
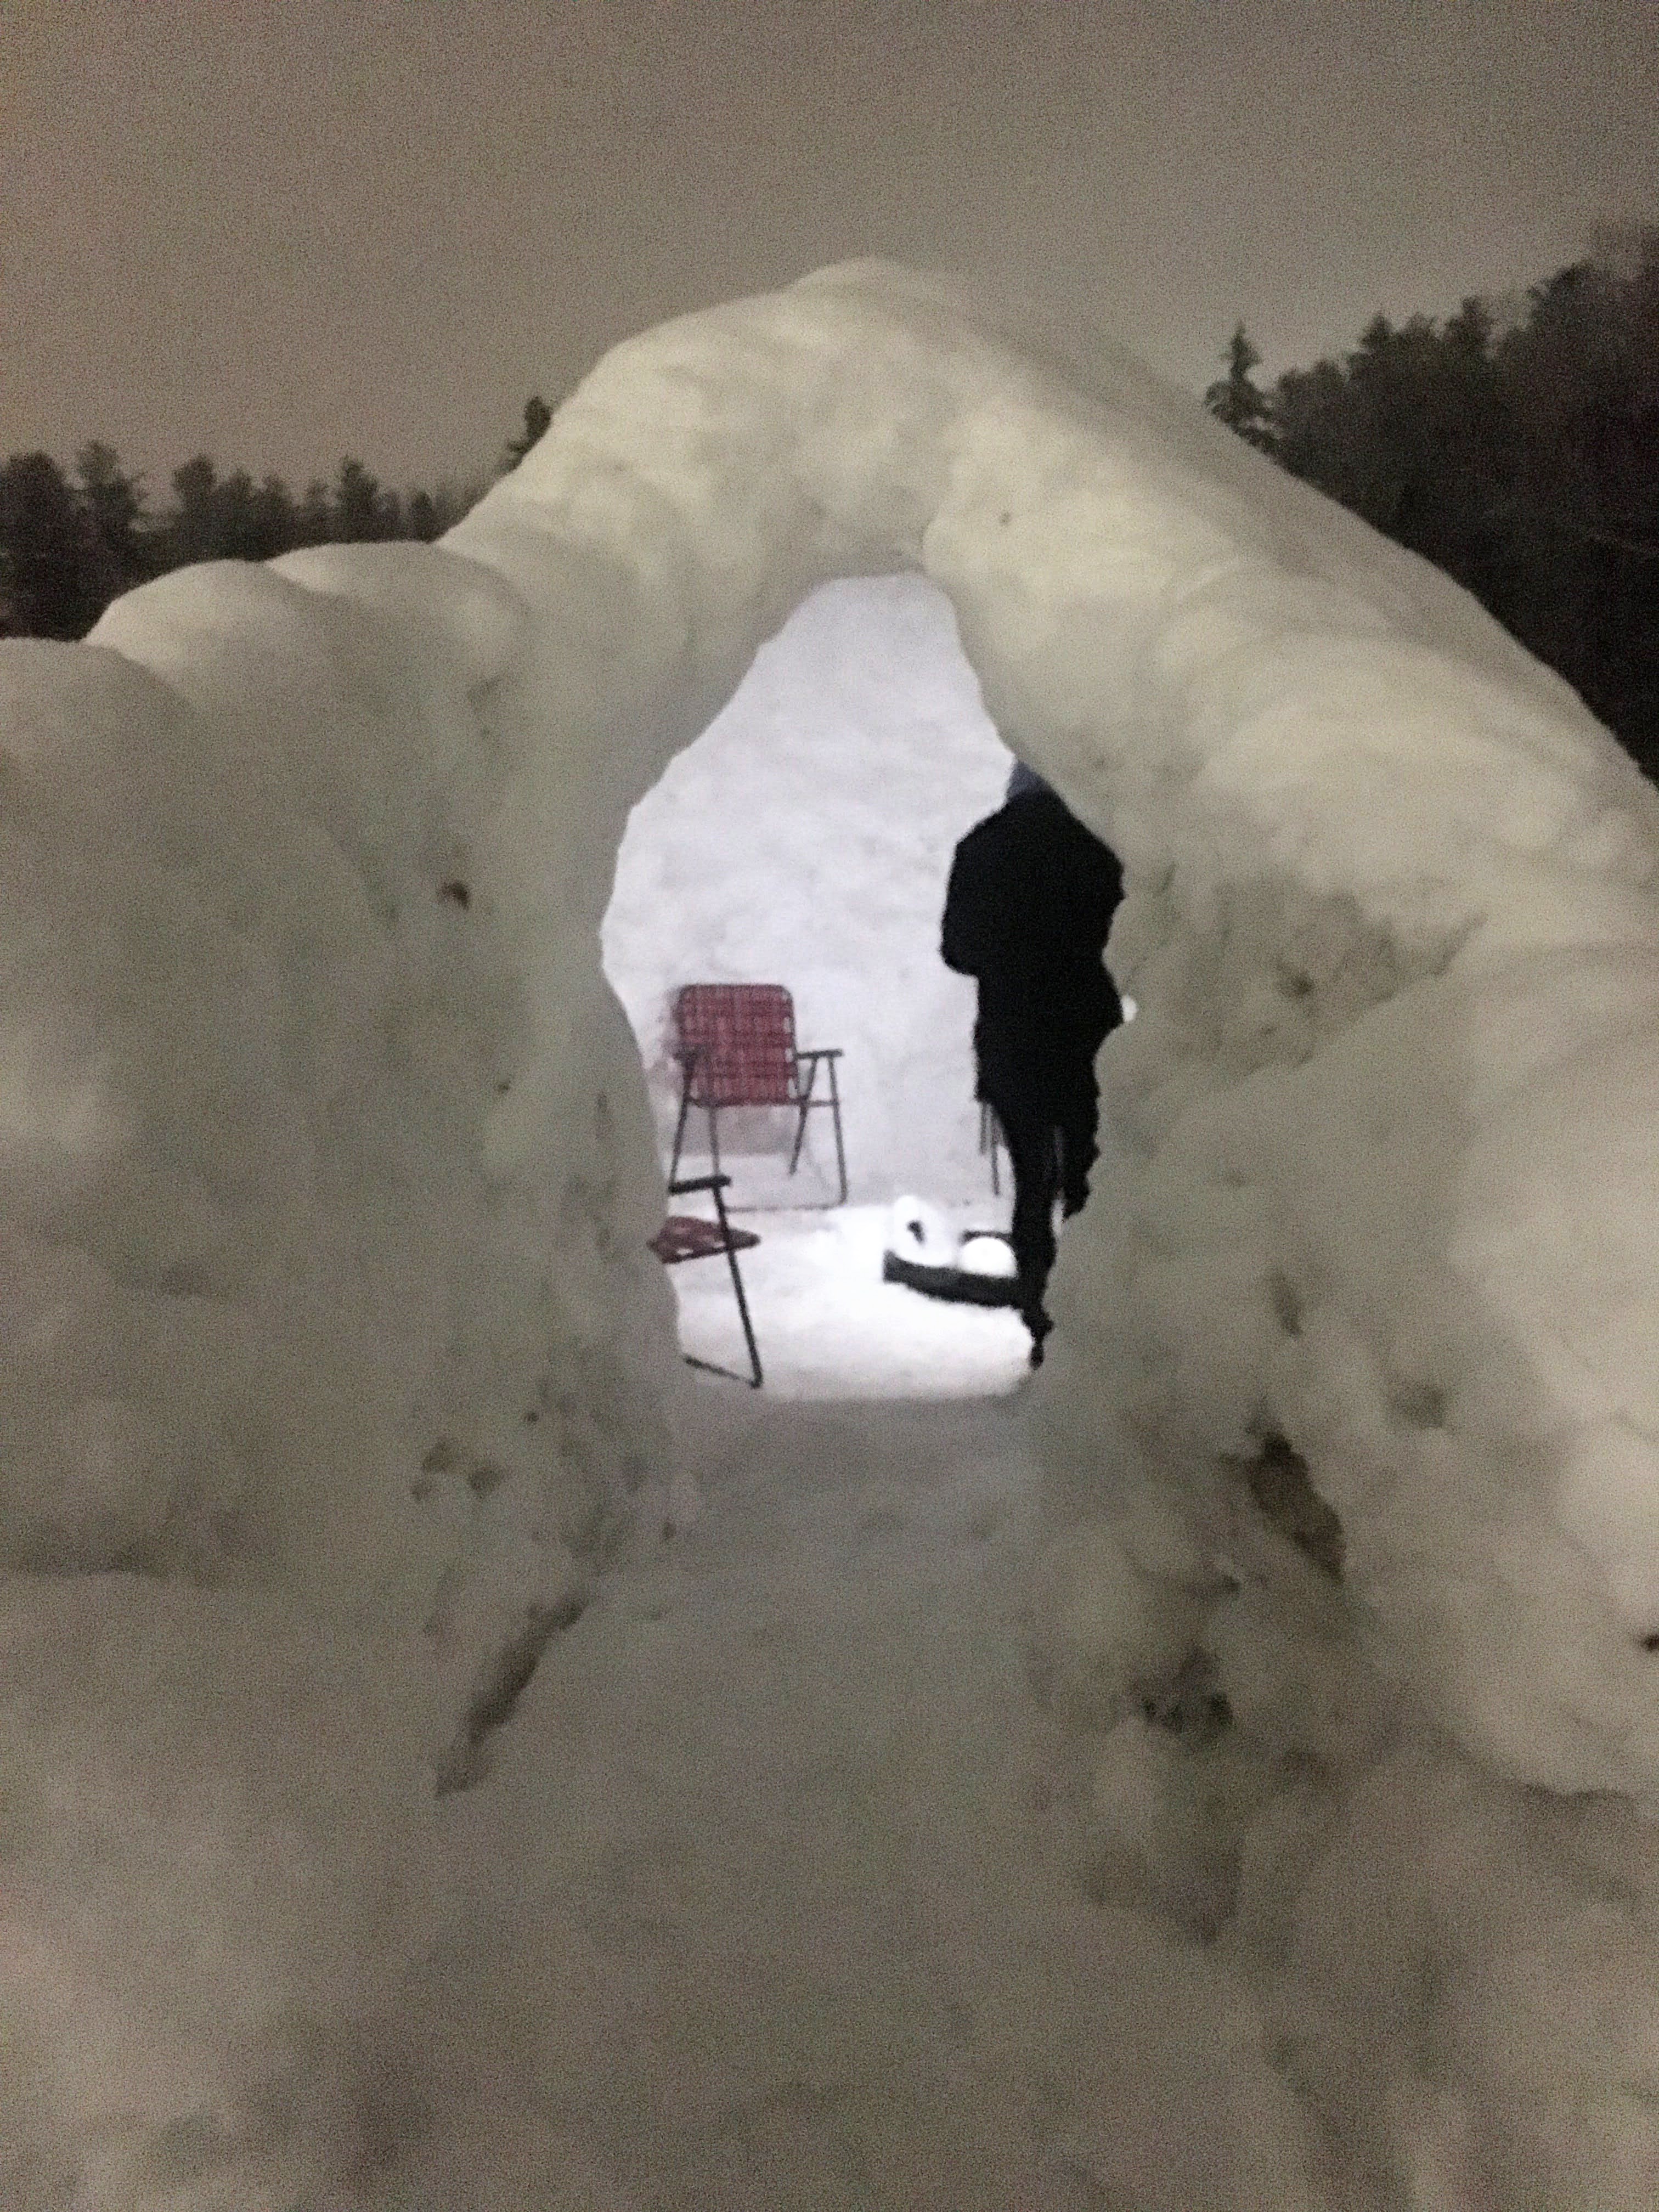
(673, 984), (799, 1105)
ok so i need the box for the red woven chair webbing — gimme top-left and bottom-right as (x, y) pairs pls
(651, 1214), (761, 1265)
(673, 984), (799, 1107)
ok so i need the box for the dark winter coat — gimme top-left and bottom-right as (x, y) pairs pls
(940, 789), (1125, 1102)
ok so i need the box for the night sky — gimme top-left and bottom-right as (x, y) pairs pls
(4, 0), (1656, 492)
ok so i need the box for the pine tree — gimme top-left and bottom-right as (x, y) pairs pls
(1203, 325), (1275, 452)
(169, 454), (221, 565)
(0, 452), (102, 636)
(501, 395), (553, 473)
(75, 441), (148, 599)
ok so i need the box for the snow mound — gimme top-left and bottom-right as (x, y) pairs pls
(0, 1575), (439, 2207)
(6, 257), (1659, 2191)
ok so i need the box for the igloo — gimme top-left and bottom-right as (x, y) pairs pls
(8, 259), (1659, 2199)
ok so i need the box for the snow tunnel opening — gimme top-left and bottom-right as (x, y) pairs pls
(602, 573), (1051, 1402)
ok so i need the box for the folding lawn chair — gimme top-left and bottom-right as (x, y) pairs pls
(648, 1173), (764, 1388)
(668, 983), (848, 1205)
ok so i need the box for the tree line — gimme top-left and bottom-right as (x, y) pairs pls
(7, 245), (1659, 782)
(1205, 228), (1659, 779)
(0, 396), (553, 644)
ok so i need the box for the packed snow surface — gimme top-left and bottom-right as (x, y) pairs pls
(380, 1386), (1322, 2212)
(7, 257), (1659, 2199)
(666, 1202), (1029, 1399)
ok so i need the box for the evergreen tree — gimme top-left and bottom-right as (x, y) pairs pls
(168, 454), (222, 566)
(501, 394), (553, 473)
(1257, 229), (1659, 777)
(295, 479), (333, 545)
(249, 475), (299, 558)
(1203, 325), (1275, 452)
(75, 441), (149, 601)
(332, 456), (393, 541)
(0, 452), (101, 637)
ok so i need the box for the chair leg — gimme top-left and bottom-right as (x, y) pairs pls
(710, 1179), (763, 1389)
(706, 1102), (721, 1181)
(669, 1077), (693, 1186)
(826, 1056), (848, 1206)
(788, 1055), (817, 1176)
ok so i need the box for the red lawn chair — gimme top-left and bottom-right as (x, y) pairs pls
(649, 1173), (763, 1387)
(667, 984), (848, 1206)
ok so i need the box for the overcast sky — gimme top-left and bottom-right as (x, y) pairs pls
(4, 0), (1656, 493)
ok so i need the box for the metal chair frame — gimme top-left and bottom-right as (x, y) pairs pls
(650, 1173), (763, 1389)
(667, 984), (848, 1206)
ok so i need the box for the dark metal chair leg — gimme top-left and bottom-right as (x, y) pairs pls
(669, 1073), (693, 1186)
(826, 1054), (848, 1205)
(709, 1178), (763, 1387)
(788, 1056), (816, 1176)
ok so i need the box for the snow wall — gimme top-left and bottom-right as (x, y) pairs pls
(601, 574), (1014, 1204)
(9, 258), (1659, 2196)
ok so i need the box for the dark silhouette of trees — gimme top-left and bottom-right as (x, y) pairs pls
(0, 454), (105, 638)
(501, 395), (554, 474)
(13, 293), (1654, 779)
(1203, 326), (1275, 451)
(0, 422), (500, 640)
(75, 442), (149, 603)
(332, 458), (398, 542)
(167, 455), (223, 568)
(1206, 230), (1659, 778)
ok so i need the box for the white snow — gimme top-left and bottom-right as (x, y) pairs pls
(602, 574), (1014, 1201)
(6, 257), (1659, 2202)
(375, 1389), (1324, 2212)
(667, 1202), (1029, 1400)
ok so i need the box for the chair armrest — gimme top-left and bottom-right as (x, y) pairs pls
(668, 1173), (732, 1196)
(795, 1047), (843, 1063)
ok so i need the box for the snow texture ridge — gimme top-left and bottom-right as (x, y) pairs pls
(7, 257), (1659, 2199)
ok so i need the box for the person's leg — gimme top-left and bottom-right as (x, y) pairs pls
(986, 1082), (1060, 1360)
(1057, 1053), (1102, 1220)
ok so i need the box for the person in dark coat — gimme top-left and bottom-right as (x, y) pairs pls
(941, 763), (1125, 1364)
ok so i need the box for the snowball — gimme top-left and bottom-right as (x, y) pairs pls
(885, 1193), (960, 1267)
(958, 1232), (1018, 1279)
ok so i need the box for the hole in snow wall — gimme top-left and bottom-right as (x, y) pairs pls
(601, 574), (1016, 1206)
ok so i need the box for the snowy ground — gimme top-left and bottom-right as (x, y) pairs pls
(665, 1201), (1030, 1400)
(390, 1387), (1302, 2212)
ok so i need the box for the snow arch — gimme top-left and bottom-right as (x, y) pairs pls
(9, 259), (1659, 2189)
(445, 258), (1659, 1804)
